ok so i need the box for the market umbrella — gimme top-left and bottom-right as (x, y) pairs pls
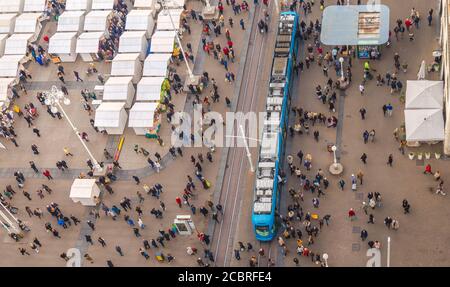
(417, 60), (426, 80)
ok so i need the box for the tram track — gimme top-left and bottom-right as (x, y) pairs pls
(212, 2), (278, 267)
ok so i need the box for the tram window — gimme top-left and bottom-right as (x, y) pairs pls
(255, 225), (270, 236)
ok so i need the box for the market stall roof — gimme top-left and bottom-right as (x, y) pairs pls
(0, 0), (23, 13)
(0, 14), (17, 34)
(156, 9), (184, 31)
(84, 10), (112, 32)
(150, 31), (176, 53)
(162, 0), (185, 8)
(69, 179), (100, 206)
(66, 0), (92, 11)
(133, 0), (158, 9)
(49, 32), (77, 54)
(23, 0), (46, 12)
(405, 80), (444, 109)
(110, 52), (141, 76)
(4, 33), (34, 55)
(118, 31), (147, 53)
(405, 109), (444, 142)
(102, 76), (133, 101)
(57, 10), (85, 32)
(320, 5), (390, 45)
(0, 78), (15, 102)
(136, 77), (165, 101)
(0, 54), (24, 77)
(91, 0), (114, 10)
(125, 9), (153, 31)
(14, 13), (42, 33)
(76, 31), (103, 53)
(128, 102), (159, 128)
(143, 53), (171, 76)
(94, 102), (125, 127)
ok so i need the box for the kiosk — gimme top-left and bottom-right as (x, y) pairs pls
(110, 52), (143, 83)
(128, 102), (160, 136)
(0, 14), (17, 35)
(4, 33), (34, 55)
(102, 76), (135, 108)
(69, 179), (101, 206)
(118, 31), (148, 60)
(143, 53), (171, 77)
(49, 32), (78, 62)
(76, 31), (104, 61)
(83, 10), (113, 32)
(125, 9), (155, 37)
(94, 102), (128, 135)
(66, 0), (92, 11)
(57, 11), (85, 32)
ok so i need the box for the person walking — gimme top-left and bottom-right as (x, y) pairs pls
(338, 179), (345, 191)
(132, 175), (140, 185)
(348, 208), (356, 221)
(402, 199), (410, 214)
(424, 164), (432, 174)
(239, 19), (245, 30)
(360, 229), (368, 241)
(368, 214), (375, 224)
(115, 246), (124, 256)
(43, 170), (53, 180)
(32, 128), (41, 137)
(387, 154), (393, 167)
(74, 71), (83, 82)
(359, 108), (366, 120)
(360, 153), (367, 164)
(29, 161), (39, 173)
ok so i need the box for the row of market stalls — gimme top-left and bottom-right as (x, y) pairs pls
(93, 3), (185, 137)
(0, 0), (48, 110)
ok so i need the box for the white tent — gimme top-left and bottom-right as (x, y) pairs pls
(0, 35), (8, 57)
(23, 0), (46, 12)
(110, 53), (143, 83)
(94, 102), (128, 135)
(66, 0), (92, 11)
(136, 77), (165, 102)
(156, 8), (184, 31)
(91, 0), (115, 10)
(118, 31), (148, 60)
(150, 30), (176, 53)
(0, 78), (15, 108)
(83, 10), (112, 32)
(76, 31), (103, 61)
(0, 0), (24, 13)
(14, 13), (42, 40)
(405, 109), (444, 142)
(125, 9), (155, 37)
(102, 76), (135, 108)
(133, 0), (158, 11)
(143, 53), (171, 76)
(163, 0), (185, 9)
(0, 55), (24, 77)
(4, 33), (34, 55)
(57, 11), (85, 32)
(129, 102), (159, 135)
(69, 179), (101, 206)
(405, 80), (443, 110)
(49, 32), (78, 62)
(0, 14), (17, 35)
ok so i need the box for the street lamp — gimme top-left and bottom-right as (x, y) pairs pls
(339, 57), (345, 80)
(43, 85), (103, 174)
(328, 145), (343, 175)
(161, 0), (198, 85)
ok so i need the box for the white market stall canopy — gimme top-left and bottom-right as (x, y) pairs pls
(0, 14), (17, 35)
(76, 31), (103, 54)
(405, 80), (444, 110)
(57, 11), (85, 32)
(49, 32), (77, 54)
(4, 33), (34, 55)
(83, 10), (113, 32)
(133, 0), (158, 9)
(118, 30), (147, 54)
(66, 0), (92, 11)
(0, 34), (9, 57)
(125, 9), (155, 35)
(143, 53), (171, 76)
(94, 102), (128, 135)
(91, 0), (115, 10)
(69, 179), (101, 206)
(0, 55), (24, 77)
(110, 52), (142, 80)
(156, 9), (184, 31)
(0, 78), (15, 103)
(136, 77), (165, 102)
(405, 109), (444, 142)
(0, 0), (24, 13)
(150, 30), (176, 53)
(128, 102), (159, 128)
(163, 0), (185, 8)
(23, 0), (46, 12)
(102, 76), (135, 107)
(14, 13), (42, 33)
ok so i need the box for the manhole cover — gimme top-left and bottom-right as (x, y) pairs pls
(352, 243), (361, 251)
(352, 226), (361, 233)
(355, 193), (364, 200)
(416, 159), (424, 166)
